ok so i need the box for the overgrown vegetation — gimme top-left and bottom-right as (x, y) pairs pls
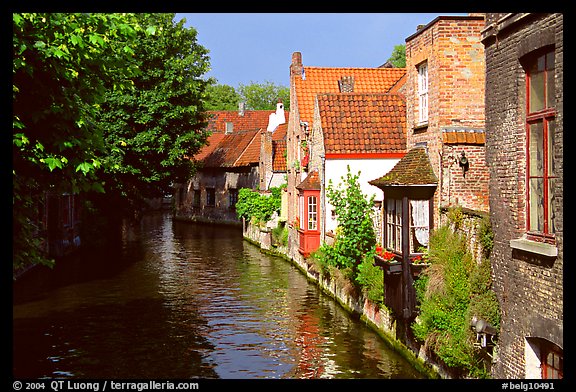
(411, 215), (500, 378)
(235, 185), (285, 224)
(311, 166), (382, 304)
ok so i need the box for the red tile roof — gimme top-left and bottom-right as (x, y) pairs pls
(296, 170), (321, 191)
(318, 93), (406, 155)
(194, 109), (289, 168)
(206, 110), (278, 133)
(295, 67), (406, 125)
(272, 140), (287, 172)
(200, 129), (260, 168)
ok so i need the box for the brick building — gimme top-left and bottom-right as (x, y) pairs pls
(481, 13), (563, 379)
(174, 105), (287, 225)
(404, 15), (489, 230)
(285, 52), (406, 261)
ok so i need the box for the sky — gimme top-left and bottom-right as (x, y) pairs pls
(174, 13), (468, 89)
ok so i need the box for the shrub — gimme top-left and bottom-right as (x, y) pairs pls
(411, 223), (500, 378)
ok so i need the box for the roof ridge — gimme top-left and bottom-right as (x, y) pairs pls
(303, 66), (406, 71)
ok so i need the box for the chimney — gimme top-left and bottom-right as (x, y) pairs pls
(338, 76), (355, 93)
(238, 101), (245, 116)
(267, 99), (286, 133)
(290, 52), (304, 80)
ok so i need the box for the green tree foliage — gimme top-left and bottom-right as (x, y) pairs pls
(317, 167), (376, 278)
(96, 13), (212, 212)
(13, 13), (141, 270)
(238, 81), (290, 110)
(12, 13), (212, 271)
(204, 83), (241, 110)
(235, 186), (284, 223)
(387, 44), (406, 68)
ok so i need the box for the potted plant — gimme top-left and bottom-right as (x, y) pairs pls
(374, 245), (402, 274)
(410, 248), (430, 278)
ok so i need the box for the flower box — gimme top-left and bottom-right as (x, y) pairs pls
(410, 262), (430, 278)
(374, 254), (403, 275)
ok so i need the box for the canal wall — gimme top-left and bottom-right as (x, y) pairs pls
(243, 221), (447, 379)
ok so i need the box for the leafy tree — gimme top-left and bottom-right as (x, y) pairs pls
(13, 13), (141, 270)
(205, 83), (241, 110)
(319, 166), (376, 278)
(238, 81), (290, 110)
(387, 44), (406, 68)
(96, 13), (212, 214)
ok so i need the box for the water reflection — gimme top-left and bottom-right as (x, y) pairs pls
(13, 212), (423, 379)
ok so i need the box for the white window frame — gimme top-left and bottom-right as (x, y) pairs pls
(418, 62), (429, 124)
(307, 196), (317, 230)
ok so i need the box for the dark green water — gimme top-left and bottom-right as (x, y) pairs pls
(13, 212), (423, 379)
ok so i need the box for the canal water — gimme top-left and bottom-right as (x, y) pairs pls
(13, 212), (423, 379)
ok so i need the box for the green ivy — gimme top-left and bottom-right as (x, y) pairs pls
(411, 224), (500, 378)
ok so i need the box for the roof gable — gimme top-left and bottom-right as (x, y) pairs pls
(318, 93), (406, 155)
(369, 146), (438, 187)
(294, 67), (406, 125)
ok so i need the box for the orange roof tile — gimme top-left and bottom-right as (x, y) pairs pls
(295, 67), (406, 125)
(318, 93), (407, 155)
(199, 129), (260, 168)
(194, 109), (289, 168)
(442, 128), (485, 145)
(272, 140), (287, 172)
(206, 110), (284, 133)
(296, 170), (321, 191)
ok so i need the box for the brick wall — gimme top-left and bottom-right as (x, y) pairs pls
(482, 13), (563, 379)
(405, 16), (488, 228)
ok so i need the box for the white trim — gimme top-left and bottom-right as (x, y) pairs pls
(510, 237), (558, 257)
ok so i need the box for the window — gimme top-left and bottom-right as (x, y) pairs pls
(192, 189), (201, 208)
(417, 62), (428, 124)
(307, 196), (317, 230)
(386, 199), (403, 252)
(409, 200), (429, 253)
(526, 338), (563, 379)
(526, 49), (556, 238)
(206, 188), (216, 207)
(229, 188), (238, 209)
(542, 344), (563, 379)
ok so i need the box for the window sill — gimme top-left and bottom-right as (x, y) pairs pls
(414, 122), (428, 132)
(510, 237), (558, 257)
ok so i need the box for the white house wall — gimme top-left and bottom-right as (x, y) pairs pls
(324, 158), (398, 233)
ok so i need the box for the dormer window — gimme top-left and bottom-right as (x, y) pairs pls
(225, 122), (233, 134)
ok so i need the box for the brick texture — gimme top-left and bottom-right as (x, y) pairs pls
(482, 13), (563, 379)
(405, 16), (489, 227)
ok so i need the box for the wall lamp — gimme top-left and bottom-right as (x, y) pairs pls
(470, 315), (498, 348)
(458, 151), (469, 177)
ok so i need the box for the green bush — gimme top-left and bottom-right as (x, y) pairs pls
(411, 224), (500, 378)
(235, 185), (284, 223)
(355, 250), (384, 305)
